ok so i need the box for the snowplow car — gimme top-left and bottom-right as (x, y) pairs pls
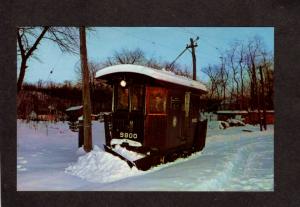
(95, 64), (208, 170)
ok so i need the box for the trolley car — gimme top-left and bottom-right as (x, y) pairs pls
(95, 64), (208, 170)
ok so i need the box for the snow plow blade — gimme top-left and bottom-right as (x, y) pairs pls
(133, 154), (163, 171)
(103, 145), (135, 168)
(104, 144), (164, 171)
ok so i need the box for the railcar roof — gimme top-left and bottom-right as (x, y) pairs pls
(95, 64), (207, 92)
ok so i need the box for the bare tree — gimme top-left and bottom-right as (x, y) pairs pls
(17, 27), (49, 93)
(202, 65), (221, 100)
(102, 48), (146, 66)
(145, 57), (162, 69)
(75, 61), (100, 85)
(226, 44), (240, 108)
(246, 37), (264, 110)
(219, 56), (229, 105)
(263, 53), (274, 109)
(17, 27), (79, 93)
(202, 36), (273, 113)
(238, 44), (247, 109)
(99, 48), (193, 79)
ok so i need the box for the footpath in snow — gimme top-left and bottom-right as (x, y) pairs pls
(17, 120), (274, 191)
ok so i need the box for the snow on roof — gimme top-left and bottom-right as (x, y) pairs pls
(249, 110), (274, 113)
(66, 105), (83, 111)
(95, 64), (207, 92)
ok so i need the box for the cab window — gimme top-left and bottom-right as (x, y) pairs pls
(131, 85), (143, 111)
(116, 84), (144, 111)
(117, 86), (129, 110)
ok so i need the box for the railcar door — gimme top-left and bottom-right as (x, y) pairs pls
(111, 83), (145, 146)
(168, 93), (184, 148)
(144, 87), (168, 150)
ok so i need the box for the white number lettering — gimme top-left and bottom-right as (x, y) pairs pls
(120, 132), (138, 139)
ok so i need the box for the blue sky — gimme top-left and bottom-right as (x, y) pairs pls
(19, 27), (274, 84)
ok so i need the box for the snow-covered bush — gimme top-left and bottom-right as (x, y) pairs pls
(208, 121), (230, 130)
(227, 118), (246, 127)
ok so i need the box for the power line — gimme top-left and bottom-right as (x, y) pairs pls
(46, 69), (53, 81)
(46, 51), (63, 82)
(183, 29), (220, 50)
(178, 27), (229, 52)
(169, 29), (218, 60)
(175, 28), (224, 61)
(173, 28), (222, 65)
(105, 28), (214, 67)
(99, 28), (218, 71)
(168, 47), (189, 68)
(109, 28), (179, 51)
(181, 27), (197, 36)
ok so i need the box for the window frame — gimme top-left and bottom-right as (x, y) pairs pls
(146, 87), (168, 115)
(114, 83), (145, 113)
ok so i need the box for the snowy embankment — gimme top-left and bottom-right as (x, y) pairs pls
(17, 120), (274, 191)
(65, 145), (143, 183)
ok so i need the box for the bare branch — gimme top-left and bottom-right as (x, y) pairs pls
(25, 26), (49, 59)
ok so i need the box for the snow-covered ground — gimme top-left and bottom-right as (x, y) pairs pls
(17, 120), (274, 191)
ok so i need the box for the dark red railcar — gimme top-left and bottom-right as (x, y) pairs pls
(96, 64), (208, 170)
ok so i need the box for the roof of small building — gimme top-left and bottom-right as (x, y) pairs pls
(216, 110), (274, 114)
(216, 110), (249, 114)
(66, 105), (83, 112)
(95, 64), (207, 92)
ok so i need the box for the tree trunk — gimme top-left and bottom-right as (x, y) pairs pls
(233, 76), (239, 109)
(240, 68), (244, 109)
(80, 26), (93, 152)
(259, 66), (267, 130)
(250, 59), (258, 111)
(17, 60), (27, 93)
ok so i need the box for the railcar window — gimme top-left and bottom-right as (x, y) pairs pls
(131, 86), (143, 111)
(117, 86), (129, 110)
(148, 88), (167, 114)
(190, 95), (200, 117)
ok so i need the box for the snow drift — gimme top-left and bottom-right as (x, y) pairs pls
(17, 120), (274, 191)
(65, 145), (144, 183)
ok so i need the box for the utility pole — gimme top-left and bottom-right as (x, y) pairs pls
(187, 37), (199, 80)
(80, 26), (93, 152)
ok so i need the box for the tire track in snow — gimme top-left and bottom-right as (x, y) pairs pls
(191, 136), (273, 191)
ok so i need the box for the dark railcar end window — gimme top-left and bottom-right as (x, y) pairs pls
(117, 86), (129, 110)
(131, 86), (144, 111)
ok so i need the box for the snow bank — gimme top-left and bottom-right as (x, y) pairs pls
(208, 119), (246, 130)
(65, 145), (144, 183)
(227, 118), (246, 126)
(18, 120), (273, 191)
